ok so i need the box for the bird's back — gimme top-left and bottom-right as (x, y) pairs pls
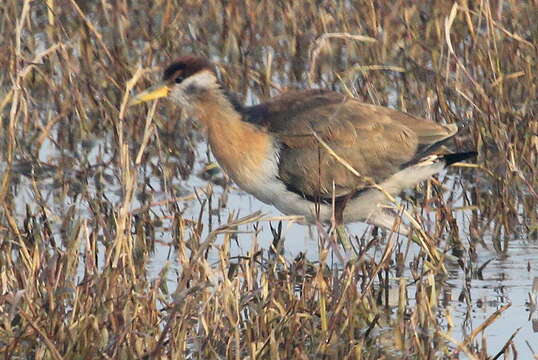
(240, 89), (458, 200)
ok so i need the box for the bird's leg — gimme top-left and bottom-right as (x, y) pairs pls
(369, 208), (446, 266)
(366, 207), (410, 236)
(331, 196), (358, 255)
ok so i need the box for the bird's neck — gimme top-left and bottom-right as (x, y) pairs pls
(193, 88), (275, 189)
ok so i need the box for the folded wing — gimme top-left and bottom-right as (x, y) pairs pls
(242, 89), (458, 199)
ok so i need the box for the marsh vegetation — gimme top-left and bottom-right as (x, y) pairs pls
(1, 0), (537, 358)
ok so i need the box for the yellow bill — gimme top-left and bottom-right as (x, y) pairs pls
(129, 83), (170, 106)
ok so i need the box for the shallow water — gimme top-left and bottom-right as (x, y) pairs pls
(7, 123), (537, 357)
(3, 36), (535, 358)
(2, 1), (536, 357)
(147, 161), (538, 358)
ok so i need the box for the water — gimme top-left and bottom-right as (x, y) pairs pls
(6, 120), (536, 357)
(3, 63), (534, 357)
(151, 156), (538, 357)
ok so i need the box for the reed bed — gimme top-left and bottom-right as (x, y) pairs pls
(0, 0), (536, 358)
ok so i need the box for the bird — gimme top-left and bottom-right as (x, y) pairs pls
(130, 56), (476, 235)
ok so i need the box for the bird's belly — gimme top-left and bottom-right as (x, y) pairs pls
(233, 161), (331, 222)
(249, 178), (332, 223)
(246, 175), (388, 226)
(236, 169), (382, 225)
(213, 141), (384, 225)
(248, 180), (384, 225)
(215, 141), (331, 223)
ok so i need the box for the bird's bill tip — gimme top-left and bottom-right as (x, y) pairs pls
(129, 83), (170, 106)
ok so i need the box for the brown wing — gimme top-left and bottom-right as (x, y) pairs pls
(243, 89), (457, 198)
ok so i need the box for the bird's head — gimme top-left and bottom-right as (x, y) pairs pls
(130, 56), (218, 110)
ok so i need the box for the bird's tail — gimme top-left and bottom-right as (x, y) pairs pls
(440, 151), (478, 166)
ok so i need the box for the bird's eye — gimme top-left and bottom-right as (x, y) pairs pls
(175, 76), (184, 84)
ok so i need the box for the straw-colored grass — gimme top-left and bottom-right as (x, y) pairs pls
(0, 0), (536, 358)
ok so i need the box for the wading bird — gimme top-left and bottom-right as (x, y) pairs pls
(130, 56), (476, 235)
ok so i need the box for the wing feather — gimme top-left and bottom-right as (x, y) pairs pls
(242, 89), (457, 198)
